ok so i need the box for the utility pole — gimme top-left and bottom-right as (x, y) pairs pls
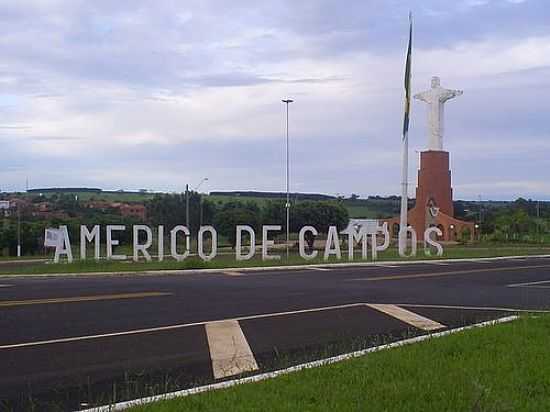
(200, 198), (204, 227)
(478, 194), (483, 223)
(282, 99), (294, 260)
(1, 205), (8, 257)
(537, 200), (542, 243)
(17, 205), (21, 257)
(185, 184), (190, 229)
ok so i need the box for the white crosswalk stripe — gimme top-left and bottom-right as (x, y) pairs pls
(367, 304), (445, 331)
(205, 320), (259, 379)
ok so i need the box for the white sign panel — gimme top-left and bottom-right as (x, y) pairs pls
(344, 219), (379, 235)
(44, 228), (62, 247)
(0, 201), (10, 210)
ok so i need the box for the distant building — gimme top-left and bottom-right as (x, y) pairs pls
(85, 201), (146, 220)
(119, 204), (146, 220)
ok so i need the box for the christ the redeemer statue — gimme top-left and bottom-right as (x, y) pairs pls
(414, 76), (463, 151)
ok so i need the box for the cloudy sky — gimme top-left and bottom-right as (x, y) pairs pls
(0, 0), (548, 200)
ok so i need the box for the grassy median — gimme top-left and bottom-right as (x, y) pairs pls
(130, 315), (550, 412)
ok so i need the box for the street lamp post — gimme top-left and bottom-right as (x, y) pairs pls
(186, 177), (208, 231)
(194, 177), (209, 227)
(282, 99), (294, 260)
(185, 184), (189, 229)
(194, 177), (209, 193)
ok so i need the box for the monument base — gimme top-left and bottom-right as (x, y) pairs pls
(384, 150), (475, 242)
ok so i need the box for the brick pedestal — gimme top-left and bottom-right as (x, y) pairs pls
(384, 150), (475, 242)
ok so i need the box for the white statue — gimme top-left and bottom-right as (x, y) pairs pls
(414, 76), (463, 151)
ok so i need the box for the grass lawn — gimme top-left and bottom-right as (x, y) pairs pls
(130, 315), (550, 412)
(1, 244), (550, 275)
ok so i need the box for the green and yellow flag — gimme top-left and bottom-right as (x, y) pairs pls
(402, 12), (413, 139)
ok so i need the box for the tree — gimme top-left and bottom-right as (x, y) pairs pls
(262, 200), (285, 227)
(146, 192), (214, 233)
(291, 201), (349, 249)
(214, 205), (261, 248)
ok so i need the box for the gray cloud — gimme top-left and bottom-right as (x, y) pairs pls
(0, 0), (548, 200)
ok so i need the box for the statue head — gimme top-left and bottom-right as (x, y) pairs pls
(431, 76), (441, 88)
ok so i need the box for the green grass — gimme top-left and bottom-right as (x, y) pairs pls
(1, 244), (549, 275)
(342, 204), (380, 218)
(207, 195), (276, 208)
(130, 315), (550, 412)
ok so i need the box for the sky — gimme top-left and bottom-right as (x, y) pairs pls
(0, 0), (548, 200)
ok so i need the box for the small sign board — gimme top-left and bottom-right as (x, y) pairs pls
(44, 228), (62, 247)
(345, 219), (380, 235)
(0, 201), (10, 210)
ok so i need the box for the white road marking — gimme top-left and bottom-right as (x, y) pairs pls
(2, 300), (542, 351)
(374, 264), (399, 268)
(350, 263), (550, 282)
(78, 315), (519, 412)
(367, 304), (445, 331)
(308, 267), (331, 271)
(426, 262), (450, 266)
(205, 320), (259, 379)
(0, 302), (366, 349)
(222, 271), (244, 276)
(0, 284), (13, 288)
(507, 279), (550, 288)
(394, 303), (550, 313)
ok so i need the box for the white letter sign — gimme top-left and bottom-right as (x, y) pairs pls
(170, 225), (190, 261)
(198, 226), (217, 261)
(262, 225), (281, 261)
(236, 225), (255, 261)
(133, 225), (153, 262)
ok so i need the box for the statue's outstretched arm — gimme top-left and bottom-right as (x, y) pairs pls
(441, 89), (463, 102)
(413, 91), (431, 103)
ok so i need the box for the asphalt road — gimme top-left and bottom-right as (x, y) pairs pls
(1, 256), (550, 411)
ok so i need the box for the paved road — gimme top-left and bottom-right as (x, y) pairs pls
(1, 256), (550, 411)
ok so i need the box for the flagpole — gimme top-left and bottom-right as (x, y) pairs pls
(399, 12), (413, 256)
(399, 130), (409, 255)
